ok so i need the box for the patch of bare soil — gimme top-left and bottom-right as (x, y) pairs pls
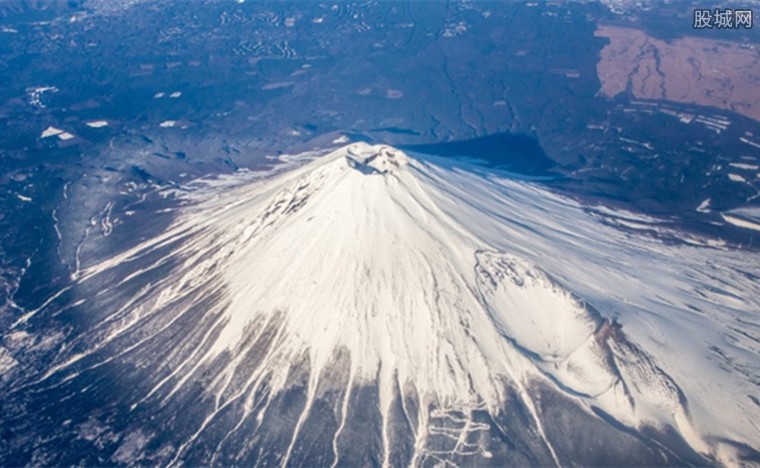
(595, 25), (760, 122)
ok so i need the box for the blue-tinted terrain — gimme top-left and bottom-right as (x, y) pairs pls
(0, 1), (759, 465)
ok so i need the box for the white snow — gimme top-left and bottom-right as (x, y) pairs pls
(332, 135), (350, 144)
(729, 162), (759, 171)
(731, 206), (760, 219)
(740, 137), (760, 150)
(111, 430), (150, 463)
(477, 252), (597, 360)
(63, 143), (760, 465)
(28, 86), (58, 108)
(722, 214), (760, 232)
(262, 81), (293, 90)
(696, 198), (711, 213)
(41, 126), (63, 138)
(0, 347), (18, 373)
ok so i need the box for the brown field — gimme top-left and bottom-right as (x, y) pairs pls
(595, 25), (760, 122)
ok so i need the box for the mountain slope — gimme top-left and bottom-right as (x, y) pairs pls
(3, 143), (759, 466)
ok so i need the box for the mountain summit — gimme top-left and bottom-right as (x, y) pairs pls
(7, 143), (760, 466)
(345, 144), (408, 174)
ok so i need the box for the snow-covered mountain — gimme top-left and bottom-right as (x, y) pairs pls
(4, 143), (760, 466)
